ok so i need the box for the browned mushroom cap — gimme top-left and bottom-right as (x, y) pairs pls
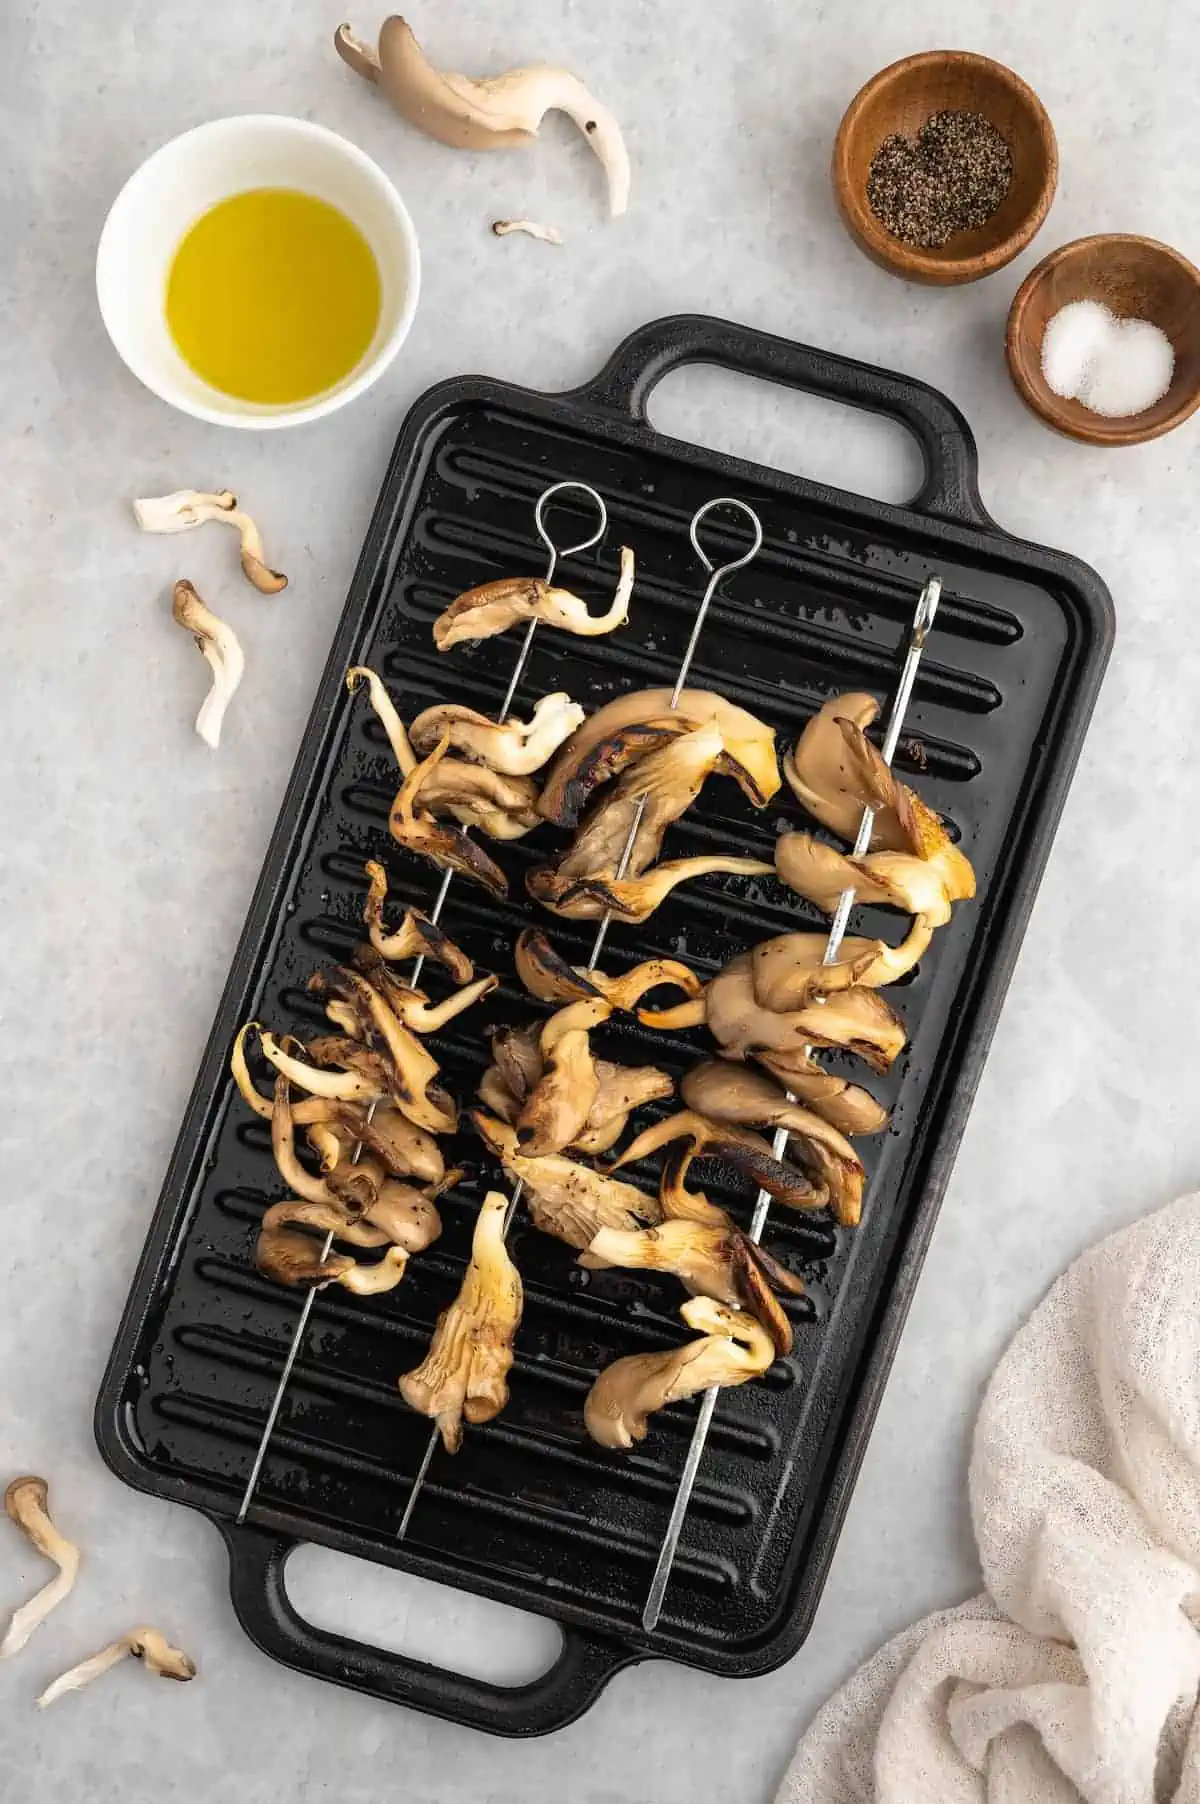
(362, 1173), (451, 1253)
(584, 1297), (775, 1450)
(398, 1191), (523, 1451)
(752, 1047), (889, 1137)
(310, 968), (453, 1134)
(408, 692), (585, 775)
(259, 1030), (384, 1104)
(331, 1102), (445, 1183)
(531, 855), (774, 923)
(775, 830), (974, 927)
(750, 924), (934, 1011)
(585, 1059), (673, 1137)
(1, 1478), (81, 1660)
(432, 547), (633, 650)
(417, 760), (542, 840)
(471, 1108), (661, 1248)
(704, 955), (906, 1072)
(605, 1108), (828, 1212)
(389, 735), (509, 898)
(514, 929), (700, 1013)
(515, 998), (611, 1156)
(257, 1225), (357, 1289)
(37, 1625), (196, 1709)
(684, 1056), (886, 1138)
(540, 722), (727, 895)
(581, 1217), (801, 1354)
(362, 860), (474, 980)
(678, 1065), (866, 1227)
(539, 687), (780, 826)
(344, 949), (499, 1034)
(303, 1034), (394, 1097)
(262, 1196), (392, 1249)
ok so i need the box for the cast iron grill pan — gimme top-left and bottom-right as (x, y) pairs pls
(96, 317), (1112, 1735)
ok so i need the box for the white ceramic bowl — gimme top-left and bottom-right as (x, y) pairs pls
(96, 115), (420, 429)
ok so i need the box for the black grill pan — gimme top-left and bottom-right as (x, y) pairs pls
(95, 315), (1113, 1735)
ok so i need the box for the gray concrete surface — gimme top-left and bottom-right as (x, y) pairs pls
(3, 2), (1198, 1798)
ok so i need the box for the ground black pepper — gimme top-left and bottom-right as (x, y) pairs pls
(866, 110), (1013, 249)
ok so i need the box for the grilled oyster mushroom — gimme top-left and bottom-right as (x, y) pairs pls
(258, 1029), (383, 1104)
(516, 997), (612, 1156)
(262, 1196), (391, 1249)
(409, 692), (585, 775)
(750, 924), (935, 1010)
(433, 546), (634, 650)
(232, 1023), (357, 1124)
(472, 1109), (661, 1248)
(339, 1104), (446, 1183)
(531, 854), (774, 923)
(257, 1227), (410, 1294)
(37, 1625), (196, 1709)
(417, 759), (542, 840)
(514, 929), (701, 1013)
(539, 687), (781, 826)
(308, 968), (454, 1134)
(389, 735), (509, 898)
(685, 1056), (886, 1138)
(398, 1191), (523, 1451)
(528, 722), (727, 904)
(270, 1074), (352, 1207)
(581, 1217), (802, 1353)
(579, 1060), (673, 1147)
(347, 666), (417, 773)
(481, 1031), (671, 1157)
(703, 955), (907, 1072)
(775, 830), (974, 927)
(678, 1065), (866, 1226)
(362, 860), (474, 980)
(584, 1298), (775, 1450)
(1, 1478), (80, 1661)
(606, 1109), (828, 1212)
(337, 952), (498, 1035)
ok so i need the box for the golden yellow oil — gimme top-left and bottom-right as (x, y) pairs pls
(166, 188), (382, 406)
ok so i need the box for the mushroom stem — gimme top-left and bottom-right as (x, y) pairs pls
(346, 666), (417, 774)
(134, 489), (286, 593)
(362, 860), (474, 978)
(171, 580), (244, 750)
(37, 1626), (196, 1709)
(1, 1478), (80, 1660)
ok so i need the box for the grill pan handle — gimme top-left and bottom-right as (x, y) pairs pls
(579, 312), (993, 528)
(222, 1525), (635, 1735)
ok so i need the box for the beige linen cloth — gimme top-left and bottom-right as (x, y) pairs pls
(779, 1193), (1200, 1804)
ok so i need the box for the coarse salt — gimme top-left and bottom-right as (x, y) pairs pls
(1040, 300), (1175, 418)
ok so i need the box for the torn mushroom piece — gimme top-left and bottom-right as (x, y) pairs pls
(1, 1478), (81, 1661)
(585, 1298), (775, 1451)
(687, 1054), (887, 1140)
(472, 1109), (661, 1249)
(306, 967), (455, 1134)
(479, 1029), (671, 1157)
(605, 1109), (829, 1213)
(775, 829), (975, 928)
(415, 759), (542, 840)
(389, 735), (509, 898)
(532, 855), (774, 923)
(676, 1068), (866, 1227)
(171, 580), (244, 750)
(340, 949), (498, 1034)
(398, 1191), (523, 1451)
(538, 687), (780, 827)
(433, 546), (633, 650)
(362, 860), (474, 981)
(230, 1023), (352, 1125)
(581, 1216), (802, 1354)
(133, 488), (286, 593)
(335, 17), (630, 217)
(346, 666), (417, 774)
(750, 925), (935, 1008)
(514, 928), (701, 1014)
(409, 692), (584, 776)
(37, 1627), (195, 1710)
(515, 997), (611, 1156)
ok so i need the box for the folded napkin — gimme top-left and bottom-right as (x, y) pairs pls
(779, 1193), (1200, 1804)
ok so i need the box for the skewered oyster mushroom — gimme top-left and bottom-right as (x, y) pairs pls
(584, 1297), (775, 1450)
(514, 929), (701, 1013)
(433, 547), (634, 649)
(471, 1110), (661, 1248)
(605, 1109), (829, 1212)
(362, 860), (474, 981)
(531, 855), (774, 923)
(408, 692), (584, 774)
(399, 1191), (523, 1450)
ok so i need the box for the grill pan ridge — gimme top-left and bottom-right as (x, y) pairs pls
(95, 316), (1113, 1735)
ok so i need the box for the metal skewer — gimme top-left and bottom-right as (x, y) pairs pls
(236, 481), (609, 1526)
(396, 496), (765, 1541)
(640, 572), (943, 1633)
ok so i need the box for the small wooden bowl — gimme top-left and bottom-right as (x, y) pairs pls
(1006, 234), (1200, 445)
(832, 51), (1057, 284)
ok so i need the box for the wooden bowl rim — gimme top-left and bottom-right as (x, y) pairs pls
(832, 49), (1059, 284)
(1005, 232), (1200, 445)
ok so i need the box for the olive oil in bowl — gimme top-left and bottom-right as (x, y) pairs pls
(166, 188), (382, 406)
